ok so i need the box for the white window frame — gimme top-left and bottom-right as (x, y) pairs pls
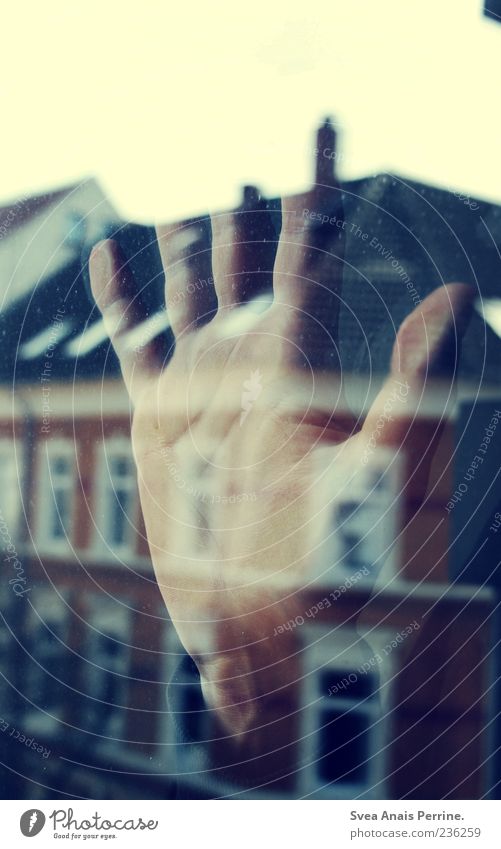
(0, 438), (23, 538)
(298, 625), (392, 799)
(37, 438), (76, 554)
(81, 595), (132, 740)
(23, 586), (72, 735)
(160, 619), (213, 775)
(92, 437), (138, 560)
(312, 447), (402, 586)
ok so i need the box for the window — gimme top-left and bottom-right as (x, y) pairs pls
(299, 627), (391, 798)
(23, 588), (72, 734)
(94, 438), (137, 557)
(319, 669), (375, 701)
(37, 440), (75, 551)
(161, 623), (212, 764)
(313, 447), (402, 585)
(0, 439), (23, 533)
(317, 709), (370, 785)
(337, 451), (401, 580)
(81, 596), (131, 739)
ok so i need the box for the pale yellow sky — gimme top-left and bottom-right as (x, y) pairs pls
(1, 0), (500, 221)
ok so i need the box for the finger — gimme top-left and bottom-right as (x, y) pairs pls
(156, 216), (217, 339)
(89, 239), (164, 401)
(210, 186), (277, 310)
(273, 148), (344, 368)
(361, 283), (475, 501)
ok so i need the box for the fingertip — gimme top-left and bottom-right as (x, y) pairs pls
(89, 239), (115, 304)
(89, 238), (114, 268)
(442, 282), (476, 329)
(391, 282), (475, 379)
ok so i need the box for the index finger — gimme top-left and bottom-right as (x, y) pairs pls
(89, 239), (166, 402)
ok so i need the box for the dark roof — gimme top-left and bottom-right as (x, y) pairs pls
(1, 175), (500, 386)
(0, 184), (80, 236)
(1, 222), (169, 385)
(339, 173), (501, 386)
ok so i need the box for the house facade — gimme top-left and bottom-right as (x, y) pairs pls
(0, 176), (500, 799)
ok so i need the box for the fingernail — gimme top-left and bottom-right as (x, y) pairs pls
(90, 240), (112, 278)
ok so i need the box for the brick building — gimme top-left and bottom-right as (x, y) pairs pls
(0, 172), (500, 799)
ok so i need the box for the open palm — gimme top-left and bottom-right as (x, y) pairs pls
(90, 178), (473, 745)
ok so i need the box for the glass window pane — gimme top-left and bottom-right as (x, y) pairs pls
(110, 489), (130, 546)
(317, 710), (370, 785)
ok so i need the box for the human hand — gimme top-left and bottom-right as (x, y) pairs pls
(89, 155), (473, 747)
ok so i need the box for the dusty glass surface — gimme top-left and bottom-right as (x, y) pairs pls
(1, 2), (501, 803)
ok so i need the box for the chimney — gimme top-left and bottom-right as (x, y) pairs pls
(315, 117), (337, 186)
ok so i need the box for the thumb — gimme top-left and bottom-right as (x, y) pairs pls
(361, 283), (475, 501)
(390, 282), (475, 383)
